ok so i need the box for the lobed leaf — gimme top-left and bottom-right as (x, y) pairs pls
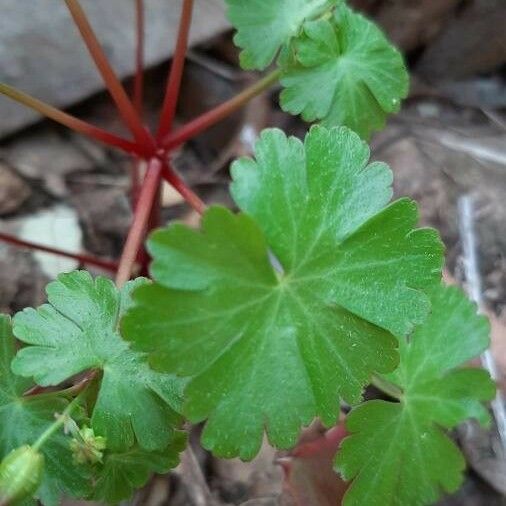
(225, 0), (339, 70)
(92, 432), (187, 504)
(123, 126), (443, 459)
(12, 272), (186, 452)
(279, 4), (409, 138)
(335, 284), (496, 506)
(0, 315), (91, 506)
(225, 0), (408, 137)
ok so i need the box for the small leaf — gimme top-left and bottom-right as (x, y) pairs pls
(123, 126), (443, 459)
(92, 432), (187, 504)
(0, 315), (91, 506)
(12, 272), (185, 452)
(225, 0), (339, 70)
(279, 4), (409, 138)
(335, 284), (496, 506)
(281, 424), (348, 506)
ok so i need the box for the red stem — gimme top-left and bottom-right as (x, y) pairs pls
(24, 370), (97, 397)
(115, 158), (163, 287)
(0, 232), (118, 272)
(156, 0), (194, 139)
(131, 0), (145, 205)
(0, 83), (142, 156)
(133, 0), (145, 117)
(161, 69), (281, 150)
(130, 158), (145, 208)
(65, 0), (154, 154)
(137, 184), (161, 275)
(161, 164), (205, 215)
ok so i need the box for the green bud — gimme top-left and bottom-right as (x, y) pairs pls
(0, 445), (44, 505)
(70, 426), (106, 465)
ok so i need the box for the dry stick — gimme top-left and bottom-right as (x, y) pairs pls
(161, 69), (281, 151)
(133, 0), (145, 117)
(115, 158), (163, 287)
(179, 444), (217, 506)
(0, 83), (142, 156)
(0, 232), (118, 272)
(64, 0), (154, 154)
(162, 164), (205, 215)
(458, 194), (506, 453)
(156, 0), (194, 139)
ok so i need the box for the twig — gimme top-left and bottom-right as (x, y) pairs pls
(421, 128), (506, 166)
(179, 444), (217, 506)
(458, 194), (506, 453)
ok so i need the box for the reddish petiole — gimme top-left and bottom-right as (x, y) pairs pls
(0, 0), (279, 286)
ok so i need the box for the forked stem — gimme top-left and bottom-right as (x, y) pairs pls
(157, 0), (195, 139)
(161, 69), (281, 150)
(115, 158), (163, 287)
(64, 0), (154, 154)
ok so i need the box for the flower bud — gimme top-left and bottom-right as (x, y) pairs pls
(70, 426), (106, 465)
(0, 446), (44, 505)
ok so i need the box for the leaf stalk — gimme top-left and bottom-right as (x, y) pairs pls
(161, 69), (281, 150)
(0, 84), (142, 156)
(115, 158), (163, 287)
(133, 0), (145, 117)
(32, 394), (82, 452)
(157, 0), (195, 139)
(161, 164), (205, 215)
(0, 232), (118, 272)
(371, 374), (403, 400)
(64, 0), (155, 154)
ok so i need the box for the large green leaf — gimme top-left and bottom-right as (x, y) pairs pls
(225, 0), (338, 70)
(0, 315), (91, 506)
(123, 126), (443, 459)
(335, 284), (496, 506)
(12, 272), (185, 452)
(92, 432), (187, 504)
(280, 4), (409, 138)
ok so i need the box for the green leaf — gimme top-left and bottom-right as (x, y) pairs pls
(0, 315), (91, 506)
(123, 126), (443, 460)
(335, 284), (496, 506)
(12, 272), (185, 452)
(92, 432), (187, 504)
(225, 0), (338, 70)
(279, 4), (409, 138)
